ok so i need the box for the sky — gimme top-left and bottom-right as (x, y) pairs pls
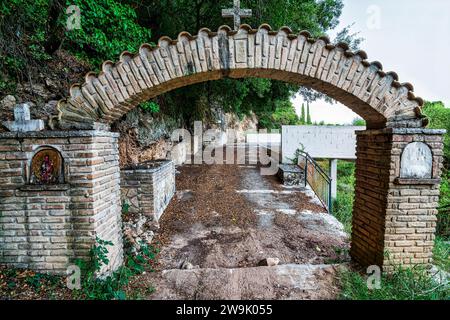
(292, 0), (450, 125)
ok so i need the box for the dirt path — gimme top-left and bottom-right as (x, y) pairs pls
(126, 156), (350, 299)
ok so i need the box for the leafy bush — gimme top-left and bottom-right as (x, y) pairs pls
(0, 0), (53, 84)
(422, 102), (449, 239)
(140, 101), (160, 114)
(62, 0), (152, 67)
(422, 101), (450, 164)
(74, 237), (158, 300)
(0, 0), (152, 88)
(437, 170), (449, 239)
(257, 100), (300, 130)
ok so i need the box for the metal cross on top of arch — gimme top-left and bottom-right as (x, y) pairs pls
(222, 0), (252, 30)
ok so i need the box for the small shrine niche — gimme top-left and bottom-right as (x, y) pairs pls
(400, 142), (433, 179)
(30, 147), (64, 184)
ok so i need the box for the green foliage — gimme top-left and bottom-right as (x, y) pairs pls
(338, 265), (449, 300)
(140, 101), (160, 113)
(137, 0), (344, 40)
(122, 201), (130, 215)
(306, 103), (312, 125)
(300, 103), (306, 124)
(0, 0), (151, 92)
(433, 236), (449, 272)
(129, 0), (349, 128)
(422, 101), (450, 164)
(422, 101), (450, 239)
(74, 237), (158, 300)
(62, 0), (152, 67)
(288, 145), (306, 165)
(257, 100), (300, 130)
(332, 160), (355, 233)
(0, 0), (53, 85)
(437, 170), (449, 238)
(25, 272), (60, 292)
(352, 118), (366, 126)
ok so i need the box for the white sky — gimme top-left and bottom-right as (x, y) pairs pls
(292, 0), (450, 125)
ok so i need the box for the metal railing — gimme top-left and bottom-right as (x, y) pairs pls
(297, 151), (332, 213)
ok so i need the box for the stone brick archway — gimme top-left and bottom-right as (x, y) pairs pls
(51, 24), (426, 131)
(0, 24), (444, 274)
(52, 24), (444, 271)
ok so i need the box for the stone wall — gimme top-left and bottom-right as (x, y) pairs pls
(120, 160), (175, 224)
(0, 130), (123, 275)
(351, 128), (445, 271)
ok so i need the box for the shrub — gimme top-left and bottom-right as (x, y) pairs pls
(73, 237), (158, 300)
(62, 0), (152, 67)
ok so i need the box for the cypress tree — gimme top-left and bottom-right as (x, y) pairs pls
(306, 102), (312, 124)
(300, 103), (306, 124)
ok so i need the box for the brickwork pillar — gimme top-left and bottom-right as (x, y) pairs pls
(0, 130), (123, 275)
(351, 128), (445, 271)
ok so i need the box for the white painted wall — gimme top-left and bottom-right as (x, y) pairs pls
(282, 125), (366, 162)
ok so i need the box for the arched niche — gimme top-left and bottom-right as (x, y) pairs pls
(399, 142), (433, 179)
(30, 147), (65, 184)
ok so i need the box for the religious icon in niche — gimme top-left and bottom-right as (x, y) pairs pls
(30, 148), (63, 184)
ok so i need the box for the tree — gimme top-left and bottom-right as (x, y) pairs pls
(300, 103), (306, 124)
(0, 0), (152, 94)
(352, 118), (366, 126)
(422, 101), (450, 165)
(306, 102), (312, 124)
(422, 101), (450, 237)
(124, 0), (351, 129)
(0, 0), (356, 130)
(62, 0), (152, 66)
(258, 100), (300, 130)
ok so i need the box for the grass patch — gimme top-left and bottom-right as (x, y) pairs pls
(433, 237), (449, 272)
(338, 265), (449, 300)
(332, 160), (355, 233)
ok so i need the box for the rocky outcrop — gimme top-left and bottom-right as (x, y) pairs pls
(115, 107), (179, 168)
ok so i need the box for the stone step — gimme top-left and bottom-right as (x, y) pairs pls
(144, 263), (345, 300)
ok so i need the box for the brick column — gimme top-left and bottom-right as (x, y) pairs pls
(0, 130), (123, 275)
(351, 128), (445, 271)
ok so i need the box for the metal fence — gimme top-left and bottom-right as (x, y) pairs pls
(297, 150), (332, 213)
